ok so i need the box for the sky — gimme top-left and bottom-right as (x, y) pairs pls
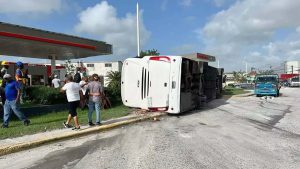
(1, 0), (300, 72)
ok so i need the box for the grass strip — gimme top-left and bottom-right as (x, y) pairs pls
(223, 87), (250, 96)
(0, 104), (130, 139)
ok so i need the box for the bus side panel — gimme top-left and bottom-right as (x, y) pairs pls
(167, 56), (182, 114)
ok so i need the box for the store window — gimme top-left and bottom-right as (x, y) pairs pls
(105, 63), (112, 67)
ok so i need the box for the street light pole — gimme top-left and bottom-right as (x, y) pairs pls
(136, 2), (140, 57)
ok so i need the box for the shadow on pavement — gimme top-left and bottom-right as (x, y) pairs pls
(170, 95), (233, 117)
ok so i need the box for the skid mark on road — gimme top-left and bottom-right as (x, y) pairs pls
(217, 106), (300, 139)
(28, 134), (121, 169)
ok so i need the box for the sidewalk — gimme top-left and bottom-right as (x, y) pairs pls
(0, 111), (166, 156)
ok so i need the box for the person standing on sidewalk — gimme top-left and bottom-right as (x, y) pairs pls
(79, 76), (88, 109)
(0, 61), (9, 105)
(15, 61), (26, 104)
(2, 74), (30, 128)
(52, 75), (61, 88)
(61, 74), (82, 130)
(87, 74), (103, 126)
(74, 68), (81, 83)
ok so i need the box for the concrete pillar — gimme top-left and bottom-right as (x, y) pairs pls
(50, 55), (56, 74)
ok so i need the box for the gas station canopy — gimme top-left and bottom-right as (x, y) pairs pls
(0, 22), (112, 60)
(182, 53), (216, 62)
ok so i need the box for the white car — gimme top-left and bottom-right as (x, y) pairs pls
(290, 77), (300, 87)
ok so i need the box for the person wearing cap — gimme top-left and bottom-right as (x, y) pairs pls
(1, 61), (9, 78)
(2, 74), (30, 128)
(0, 61), (9, 105)
(52, 74), (61, 88)
(15, 61), (26, 104)
(86, 74), (103, 126)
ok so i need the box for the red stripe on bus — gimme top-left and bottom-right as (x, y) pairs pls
(0, 31), (96, 50)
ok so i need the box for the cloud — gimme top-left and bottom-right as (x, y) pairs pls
(0, 0), (63, 14)
(212, 0), (236, 7)
(75, 1), (150, 57)
(296, 26), (300, 33)
(199, 0), (300, 71)
(179, 0), (192, 7)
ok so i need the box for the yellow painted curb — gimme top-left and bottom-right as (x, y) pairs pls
(0, 112), (166, 156)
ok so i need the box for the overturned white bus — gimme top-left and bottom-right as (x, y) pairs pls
(121, 53), (223, 114)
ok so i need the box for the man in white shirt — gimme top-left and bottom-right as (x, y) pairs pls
(61, 74), (82, 130)
(52, 75), (61, 88)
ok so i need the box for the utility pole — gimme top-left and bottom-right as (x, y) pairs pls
(136, 2), (141, 57)
(292, 65), (294, 74)
(245, 62), (248, 74)
(217, 59), (220, 68)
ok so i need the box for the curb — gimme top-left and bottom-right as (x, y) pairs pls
(0, 112), (166, 156)
(234, 92), (255, 97)
(222, 92), (254, 98)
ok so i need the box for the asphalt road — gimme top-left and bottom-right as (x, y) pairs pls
(1, 87), (300, 169)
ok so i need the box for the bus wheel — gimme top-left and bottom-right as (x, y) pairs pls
(256, 94), (260, 97)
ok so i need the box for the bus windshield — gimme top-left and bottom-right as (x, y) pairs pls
(292, 77), (299, 82)
(256, 76), (277, 83)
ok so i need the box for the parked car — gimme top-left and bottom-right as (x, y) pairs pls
(240, 83), (254, 89)
(290, 76), (300, 87)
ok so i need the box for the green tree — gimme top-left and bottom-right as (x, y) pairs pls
(233, 71), (247, 83)
(139, 49), (160, 58)
(64, 60), (76, 75)
(106, 71), (122, 102)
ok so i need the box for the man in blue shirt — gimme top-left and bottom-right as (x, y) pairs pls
(1, 74), (30, 128)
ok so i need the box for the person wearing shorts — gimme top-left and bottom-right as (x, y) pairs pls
(61, 74), (82, 130)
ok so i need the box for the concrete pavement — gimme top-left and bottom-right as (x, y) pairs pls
(0, 111), (166, 156)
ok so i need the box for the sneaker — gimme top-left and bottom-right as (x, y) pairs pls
(1, 124), (8, 128)
(88, 122), (95, 126)
(24, 120), (30, 126)
(72, 126), (80, 130)
(96, 122), (102, 126)
(63, 122), (72, 128)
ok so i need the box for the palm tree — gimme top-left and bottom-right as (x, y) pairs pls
(106, 71), (121, 92)
(233, 71), (246, 83)
(106, 71), (122, 105)
(139, 49), (160, 58)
